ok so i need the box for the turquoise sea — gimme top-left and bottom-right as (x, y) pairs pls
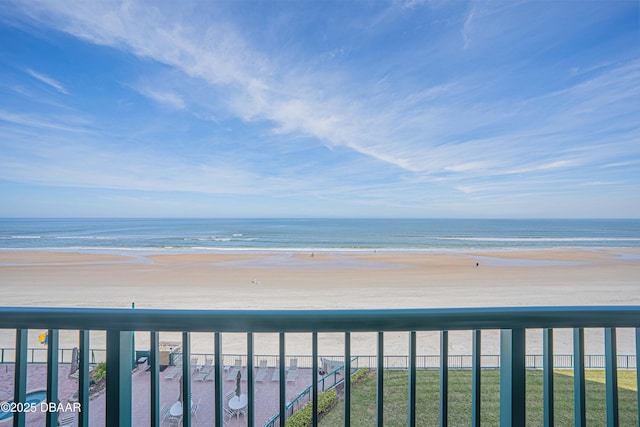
(0, 218), (639, 253)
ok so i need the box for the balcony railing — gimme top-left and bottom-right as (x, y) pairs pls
(1, 305), (639, 426)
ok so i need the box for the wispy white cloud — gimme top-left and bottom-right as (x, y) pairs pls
(0, 110), (91, 133)
(1, 0), (638, 217)
(25, 68), (68, 94)
(133, 86), (186, 110)
(601, 160), (640, 169)
(0, 134), (259, 195)
(461, 7), (475, 49)
(9, 0), (638, 183)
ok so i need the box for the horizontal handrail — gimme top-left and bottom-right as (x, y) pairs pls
(2, 305), (640, 331)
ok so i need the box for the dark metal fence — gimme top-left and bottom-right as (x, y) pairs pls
(1, 305), (639, 426)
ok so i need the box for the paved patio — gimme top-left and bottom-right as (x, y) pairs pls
(0, 363), (340, 426)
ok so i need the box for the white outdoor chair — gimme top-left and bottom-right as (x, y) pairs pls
(255, 358), (269, 382)
(226, 358), (242, 380)
(58, 415), (75, 427)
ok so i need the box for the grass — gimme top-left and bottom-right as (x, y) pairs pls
(319, 369), (638, 426)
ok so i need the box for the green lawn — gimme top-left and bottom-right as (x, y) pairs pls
(319, 370), (638, 426)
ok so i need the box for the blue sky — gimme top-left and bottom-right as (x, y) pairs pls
(0, 0), (638, 218)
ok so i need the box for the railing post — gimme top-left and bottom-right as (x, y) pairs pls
(345, 332), (351, 427)
(605, 328), (619, 427)
(311, 332), (318, 427)
(131, 302), (136, 369)
(408, 331), (417, 427)
(150, 331), (160, 427)
(636, 328), (640, 426)
(440, 330), (448, 427)
(248, 332), (255, 427)
(543, 329), (554, 427)
(376, 331), (384, 427)
(500, 328), (525, 427)
(182, 332), (191, 427)
(472, 330), (481, 427)
(78, 330), (90, 427)
(214, 332), (223, 427)
(106, 329), (132, 427)
(574, 328), (586, 427)
(280, 332), (286, 427)
(13, 329), (27, 427)
(46, 329), (59, 427)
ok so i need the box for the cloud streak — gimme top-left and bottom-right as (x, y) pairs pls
(1, 0), (638, 217)
(26, 68), (69, 94)
(9, 1), (639, 180)
(133, 86), (186, 110)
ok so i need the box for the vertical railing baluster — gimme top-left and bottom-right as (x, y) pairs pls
(214, 332), (223, 427)
(472, 330), (481, 427)
(280, 332), (286, 427)
(574, 328), (586, 427)
(312, 332), (318, 427)
(78, 330), (90, 427)
(248, 332), (255, 427)
(345, 332), (351, 427)
(605, 328), (619, 427)
(543, 328), (554, 427)
(500, 328), (525, 426)
(182, 332), (191, 427)
(440, 330), (448, 427)
(376, 331), (384, 427)
(636, 328), (640, 427)
(408, 331), (417, 427)
(105, 329), (132, 427)
(14, 329), (27, 427)
(46, 329), (59, 427)
(150, 331), (159, 427)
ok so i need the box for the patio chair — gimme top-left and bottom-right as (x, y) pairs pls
(286, 358), (298, 382)
(224, 390), (235, 404)
(200, 364), (214, 374)
(239, 405), (248, 420)
(255, 359), (269, 382)
(194, 368), (209, 381)
(191, 398), (201, 418)
(191, 357), (202, 375)
(159, 403), (170, 422)
(271, 362), (281, 382)
(58, 414), (74, 427)
(167, 414), (182, 426)
(164, 366), (180, 380)
(202, 369), (214, 381)
(223, 406), (235, 424)
(226, 358), (242, 380)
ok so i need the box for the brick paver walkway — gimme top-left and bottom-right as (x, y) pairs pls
(1, 363), (340, 426)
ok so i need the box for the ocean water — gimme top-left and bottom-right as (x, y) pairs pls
(0, 218), (639, 253)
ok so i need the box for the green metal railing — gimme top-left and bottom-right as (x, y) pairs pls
(1, 305), (640, 426)
(263, 361), (350, 427)
(2, 348), (637, 369)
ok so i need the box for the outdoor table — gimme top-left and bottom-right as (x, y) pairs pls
(169, 401), (182, 417)
(169, 400), (193, 417)
(228, 394), (248, 417)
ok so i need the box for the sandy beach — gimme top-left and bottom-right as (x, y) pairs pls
(1, 248), (639, 358)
